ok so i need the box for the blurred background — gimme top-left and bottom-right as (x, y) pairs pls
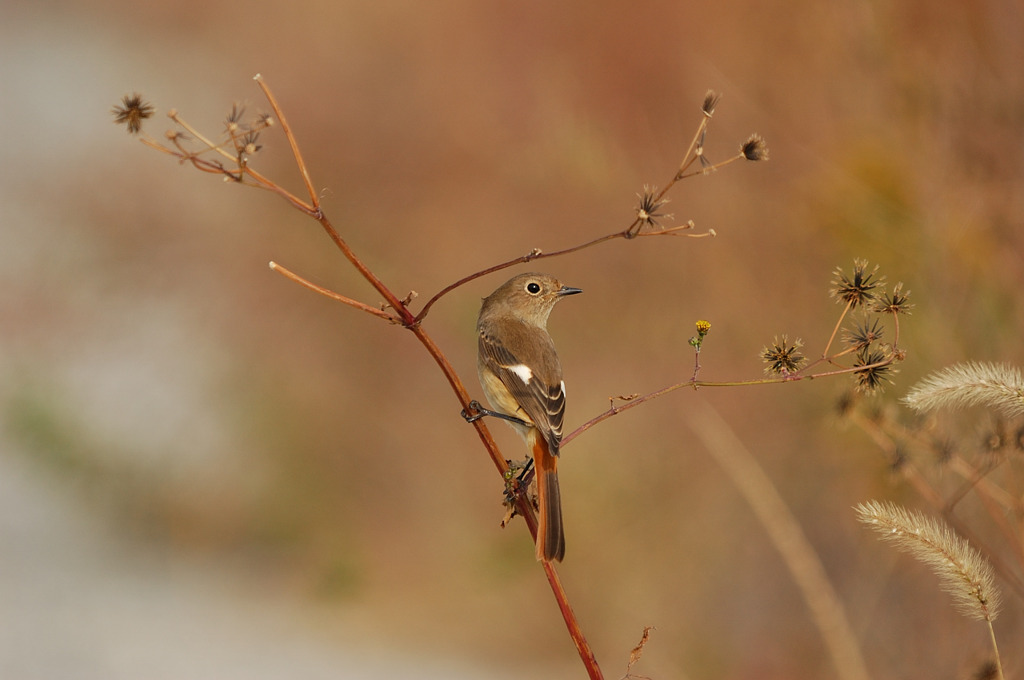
(2, 0), (1023, 677)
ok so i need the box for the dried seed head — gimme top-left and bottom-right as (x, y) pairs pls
(853, 346), (894, 393)
(761, 335), (805, 375)
(835, 390), (856, 417)
(225, 103), (246, 134)
(926, 437), (953, 465)
(871, 281), (913, 315)
(254, 111), (274, 128)
(741, 134), (769, 161)
(830, 259), (885, 309)
(843, 317), (885, 349)
(112, 93), (155, 134)
(240, 130), (262, 155)
(702, 90), (721, 117)
(635, 186), (671, 228)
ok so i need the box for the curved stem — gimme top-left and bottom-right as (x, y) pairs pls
(138, 78), (770, 680)
(562, 356), (901, 448)
(413, 222), (712, 323)
(413, 231), (629, 324)
(249, 80), (603, 675)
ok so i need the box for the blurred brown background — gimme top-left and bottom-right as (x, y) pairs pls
(2, 0), (1023, 678)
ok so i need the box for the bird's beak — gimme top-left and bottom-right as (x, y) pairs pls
(557, 285), (583, 297)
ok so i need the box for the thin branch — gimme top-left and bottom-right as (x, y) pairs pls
(562, 354), (902, 447)
(413, 213), (713, 324)
(253, 73), (320, 212)
(545, 562), (604, 680)
(139, 136), (316, 213)
(140, 130), (603, 672)
(563, 295), (905, 448)
(410, 113), (733, 322)
(675, 150), (749, 179)
(816, 299), (853, 366)
(166, 110), (236, 163)
(649, 109), (712, 210)
(268, 262), (399, 322)
(416, 221), (717, 326)
(119, 80), (769, 680)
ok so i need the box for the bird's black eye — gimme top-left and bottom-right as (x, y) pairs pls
(526, 282), (542, 295)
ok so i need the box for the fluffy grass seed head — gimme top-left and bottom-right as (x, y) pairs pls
(856, 500), (1001, 622)
(903, 362), (1024, 418)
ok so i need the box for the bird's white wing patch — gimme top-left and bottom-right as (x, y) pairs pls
(509, 364), (533, 384)
(560, 380), (566, 397)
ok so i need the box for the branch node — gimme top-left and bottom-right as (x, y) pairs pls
(609, 393), (640, 411)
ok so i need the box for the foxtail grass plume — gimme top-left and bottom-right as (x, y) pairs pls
(903, 362), (1024, 418)
(855, 501), (1000, 622)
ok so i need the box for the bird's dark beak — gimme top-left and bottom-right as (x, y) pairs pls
(557, 285), (583, 297)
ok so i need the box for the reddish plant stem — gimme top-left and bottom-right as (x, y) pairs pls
(253, 74), (318, 212)
(252, 78), (604, 677)
(562, 352), (903, 448)
(413, 207), (707, 323)
(544, 562), (604, 680)
(269, 262), (399, 322)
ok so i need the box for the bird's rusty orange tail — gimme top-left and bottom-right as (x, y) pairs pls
(533, 436), (565, 562)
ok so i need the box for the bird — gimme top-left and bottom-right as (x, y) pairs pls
(474, 272), (581, 562)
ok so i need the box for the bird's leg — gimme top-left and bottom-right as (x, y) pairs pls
(461, 400), (531, 428)
(516, 457), (535, 482)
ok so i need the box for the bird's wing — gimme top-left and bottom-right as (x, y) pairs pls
(478, 322), (565, 451)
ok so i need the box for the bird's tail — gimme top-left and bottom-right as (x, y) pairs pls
(532, 436), (565, 562)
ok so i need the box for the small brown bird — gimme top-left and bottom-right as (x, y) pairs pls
(474, 273), (581, 562)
